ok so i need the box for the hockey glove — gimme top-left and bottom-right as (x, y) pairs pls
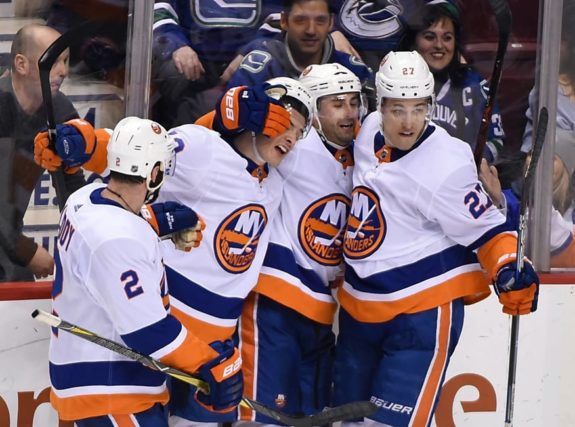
(34, 119), (95, 172)
(494, 260), (540, 315)
(195, 339), (243, 413)
(214, 83), (291, 138)
(140, 202), (203, 243)
(34, 119), (109, 174)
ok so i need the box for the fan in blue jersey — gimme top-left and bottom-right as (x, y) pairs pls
(333, 51), (538, 427)
(151, 0), (283, 128)
(399, 0), (506, 162)
(227, 0), (374, 108)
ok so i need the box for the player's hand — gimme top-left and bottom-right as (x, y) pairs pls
(140, 202), (201, 239)
(170, 216), (206, 252)
(494, 260), (539, 315)
(34, 119), (97, 173)
(195, 339), (243, 413)
(214, 83), (291, 138)
(172, 46), (205, 81)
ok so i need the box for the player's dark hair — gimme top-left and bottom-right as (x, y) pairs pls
(109, 170), (145, 185)
(282, 0), (335, 14)
(281, 95), (310, 123)
(399, 3), (468, 88)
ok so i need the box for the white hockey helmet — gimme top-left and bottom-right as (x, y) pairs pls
(266, 76), (315, 138)
(107, 117), (176, 193)
(376, 51), (434, 105)
(299, 63), (365, 119)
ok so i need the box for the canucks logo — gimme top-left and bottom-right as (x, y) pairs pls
(344, 186), (385, 259)
(339, 0), (403, 39)
(298, 194), (351, 266)
(215, 204), (267, 274)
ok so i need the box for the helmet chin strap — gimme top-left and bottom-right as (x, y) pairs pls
(251, 132), (266, 165)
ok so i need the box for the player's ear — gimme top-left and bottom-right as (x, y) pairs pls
(149, 163), (163, 188)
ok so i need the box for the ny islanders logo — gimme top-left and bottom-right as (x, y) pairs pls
(344, 186), (386, 259)
(215, 205), (267, 274)
(298, 194), (351, 266)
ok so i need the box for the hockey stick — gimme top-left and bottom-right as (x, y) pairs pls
(32, 309), (377, 426)
(473, 0), (512, 168)
(504, 106), (548, 427)
(38, 21), (100, 210)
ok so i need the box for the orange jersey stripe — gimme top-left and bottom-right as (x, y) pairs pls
(338, 271), (489, 323)
(170, 305), (236, 342)
(255, 274), (336, 325)
(51, 389), (168, 421)
(111, 414), (137, 427)
(410, 303), (451, 427)
(239, 293), (257, 421)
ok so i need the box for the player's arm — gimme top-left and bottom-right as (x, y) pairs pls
(34, 118), (110, 175)
(426, 163), (539, 315)
(195, 82), (290, 139)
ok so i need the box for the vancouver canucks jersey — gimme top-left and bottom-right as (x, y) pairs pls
(228, 36), (372, 89)
(153, 0), (282, 62)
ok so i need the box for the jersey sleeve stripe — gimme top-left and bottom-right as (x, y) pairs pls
(121, 315), (182, 357)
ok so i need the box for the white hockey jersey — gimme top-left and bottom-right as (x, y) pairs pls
(256, 128), (354, 324)
(157, 125), (283, 342)
(49, 183), (215, 420)
(341, 113), (514, 323)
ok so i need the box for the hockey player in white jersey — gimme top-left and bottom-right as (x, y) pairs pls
(333, 51), (540, 427)
(236, 63), (363, 424)
(46, 117), (243, 426)
(34, 81), (314, 426)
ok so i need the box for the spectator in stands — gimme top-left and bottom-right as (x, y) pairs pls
(227, 0), (374, 105)
(0, 24), (83, 282)
(151, 0), (284, 128)
(521, 0), (575, 168)
(400, 0), (506, 162)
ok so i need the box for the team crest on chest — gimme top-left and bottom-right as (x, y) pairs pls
(344, 186), (386, 259)
(298, 194), (351, 266)
(214, 204), (267, 274)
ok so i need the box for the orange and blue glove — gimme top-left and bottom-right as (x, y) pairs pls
(34, 119), (109, 174)
(195, 339), (243, 413)
(494, 260), (539, 315)
(214, 83), (291, 138)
